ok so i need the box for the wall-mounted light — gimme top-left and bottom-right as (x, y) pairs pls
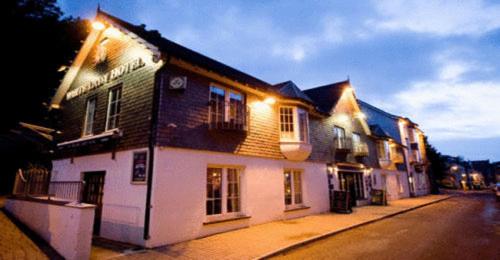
(264, 97), (276, 105)
(355, 112), (366, 119)
(92, 21), (106, 30)
(105, 27), (121, 38)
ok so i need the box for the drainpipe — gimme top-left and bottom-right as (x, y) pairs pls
(143, 60), (165, 241)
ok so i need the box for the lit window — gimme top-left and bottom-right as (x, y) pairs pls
(377, 140), (390, 160)
(333, 126), (347, 148)
(284, 169), (303, 207)
(279, 107), (309, 142)
(106, 86), (122, 130)
(206, 167), (241, 215)
(83, 97), (97, 136)
(209, 85), (246, 130)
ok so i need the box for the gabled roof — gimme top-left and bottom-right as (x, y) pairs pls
(369, 124), (392, 139)
(97, 9), (272, 92)
(358, 99), (402, 143)
(303, 80), (350, 113)
(273, 81), (314, 103)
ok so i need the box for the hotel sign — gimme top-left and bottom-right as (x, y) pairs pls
(66, 57), (145, 100)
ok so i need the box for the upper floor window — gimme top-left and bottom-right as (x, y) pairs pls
(209, 85), (246, 130)
(82, 97), (97, 136)
(206, 167), (241, 216)
(284, 169), (303, 207)
(333, 126), (349, 149)
(377, 140), (390, 160)
(279, 106), (309, 142)
(106, 85), (122, 131)
(352, 133), (361, 147)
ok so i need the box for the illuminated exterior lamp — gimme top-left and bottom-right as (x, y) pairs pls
(343, 86), (353, 94)
(264, 97), (276, 105)
(92, 21), (106, 30)
(355, 112), (366, 119)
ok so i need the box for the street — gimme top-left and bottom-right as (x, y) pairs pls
(272, 192), (499, 260)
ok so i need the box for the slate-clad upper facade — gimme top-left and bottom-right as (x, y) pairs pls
(52, 9), (376, 164)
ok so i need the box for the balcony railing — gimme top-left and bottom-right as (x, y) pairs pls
(353, 142), (369, 157)
(333, 136), (352, 151)
(208, 102), (249, 132)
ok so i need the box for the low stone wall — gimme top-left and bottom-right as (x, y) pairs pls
(5, 198), (95, 260)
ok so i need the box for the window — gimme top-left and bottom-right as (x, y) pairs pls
(206, 168), (222, 215)
(83, 97), (97, 136)
(279, 107), (309, 142)
(333, 126), (346, 148)
(284, 169), (303, 207)
(377, 140), (390, 160)
(209, 85), (245, 130)
(206, 167), (241, 215)
(298, 109), (309, 142)
(352, 133), (361, 147)
(280, 107), (294, 140)
(106, 86), (122, 130)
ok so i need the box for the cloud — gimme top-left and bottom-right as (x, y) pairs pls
(377, 53), (500, 141)
(369, 0), (500, 36)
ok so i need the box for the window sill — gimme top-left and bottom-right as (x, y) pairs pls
(284, 205), (310, 212)
(203, 215), (251, 225)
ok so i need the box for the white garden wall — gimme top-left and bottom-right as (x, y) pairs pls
(5, 199), (95, 260)
(51, 149), (148, 246)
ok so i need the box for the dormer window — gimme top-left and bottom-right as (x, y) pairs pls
(279, 106), (309, 143)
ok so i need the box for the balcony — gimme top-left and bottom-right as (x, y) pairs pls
(208, 104), (249, 132)
(333, 137), (352, 161)
(280, 142), (312, 161)
(392, 151), (405, 164)
(353, 142), (369, 157)
(379, 158), (392, 168)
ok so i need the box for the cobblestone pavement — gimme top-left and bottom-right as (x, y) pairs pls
(0, 200), (48, 260)
(112, 195), (450, 260)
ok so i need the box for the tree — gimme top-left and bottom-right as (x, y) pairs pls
(424, 136), (447, 194)
(2, 0), (88, 131)
(0, 0), (88, 194)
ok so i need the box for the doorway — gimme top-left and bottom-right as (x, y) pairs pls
(82, 171), (105, 235)
(338, 171), (365, 207)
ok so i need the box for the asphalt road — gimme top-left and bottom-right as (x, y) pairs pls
(272, 192), (499, 260)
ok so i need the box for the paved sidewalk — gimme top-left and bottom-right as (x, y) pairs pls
(115, 194), (450, 260)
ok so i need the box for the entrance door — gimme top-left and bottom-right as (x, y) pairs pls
(338, 171), (365, 207)
(82, 171), (105, 235)
(345, 174), (357, 207)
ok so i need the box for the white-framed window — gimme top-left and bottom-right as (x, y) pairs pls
(206, 167), (241, 216)
(284, 169), (303, 207)
(333, 126), (347, 148)
(377, 140), (390, 160)
(209, 84), (246, 129)
(82, 96), (97, 136)
(279, 106), (309, 142)
(105, 85), (122, 131)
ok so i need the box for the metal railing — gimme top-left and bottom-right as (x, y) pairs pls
(208, 103), (249, 131)
(48, 181), (85, 202)
(333, 136), (352, 150)
(13, 179), (84, 203)
(353, 142), (369, 156)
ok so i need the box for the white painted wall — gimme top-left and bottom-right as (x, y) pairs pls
(147, 147), (330, 247)
(5, 199), (95, 260)
(372, 169), (410, 201)
(51, 149), (148, 246)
